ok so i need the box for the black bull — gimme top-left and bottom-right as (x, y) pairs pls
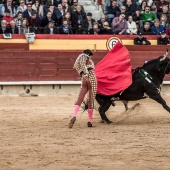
(95, 51), (170, 124)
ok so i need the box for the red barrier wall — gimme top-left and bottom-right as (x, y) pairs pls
(0, 45), (170, 81)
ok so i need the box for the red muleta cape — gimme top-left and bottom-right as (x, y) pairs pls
(94, 42), (132, 96)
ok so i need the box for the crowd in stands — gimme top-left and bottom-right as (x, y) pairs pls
(0, 0), (170, 37)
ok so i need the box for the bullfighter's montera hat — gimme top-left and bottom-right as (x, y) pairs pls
(83, 49), (93, 56)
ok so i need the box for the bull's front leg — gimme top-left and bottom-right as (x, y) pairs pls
(146, 91), (170, 112)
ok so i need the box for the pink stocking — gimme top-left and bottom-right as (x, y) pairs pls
(88, 109), (93, 123)
(72, 105), (80, 117)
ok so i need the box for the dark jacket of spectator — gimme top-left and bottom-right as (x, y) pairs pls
(28, 16), (41, 33)
(58, 25), (73, 34)
(97, 19), (105, 29)
(142, 27), (153, 35)
(23, 9), (35, 19)
(125, 3), (136, 17)
(157, 37), (169, 45)
(106, 5), (120, 18)
(67, 0), (73, 6)
(81, 18), (96, 34)
(54, 0), (62, 7)
(0, 27), (11, 33)
(88, 28), (101, 34)
(41, 16), (53, 27)
(134, 34), (151, 45)
(43, 25), (58, 34)
(9, 26), (19, 34)
(71, 11), (86, 29)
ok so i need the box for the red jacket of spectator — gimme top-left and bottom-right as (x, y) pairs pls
(2, 16), (14, 27)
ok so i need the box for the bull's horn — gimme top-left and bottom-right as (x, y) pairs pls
(160, 49), (168, 61)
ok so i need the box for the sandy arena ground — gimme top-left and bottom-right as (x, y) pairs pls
(0, 93), (170, 170)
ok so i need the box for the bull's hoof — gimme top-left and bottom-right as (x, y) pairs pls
(106, 120), (113, 124)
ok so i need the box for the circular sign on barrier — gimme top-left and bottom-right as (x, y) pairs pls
(106, 37), (122, 50)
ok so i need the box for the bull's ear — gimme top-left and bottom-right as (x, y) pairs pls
(160, 49), (168, 62)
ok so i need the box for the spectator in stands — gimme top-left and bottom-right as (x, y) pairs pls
(2, 9), (14, 27)
(71, 4), (86, 34)
(70, 0), (84, 14)
(134, 32), (151, 45)
(81, 12), (95, 34)
(88, 22), (101, 34)
(23, 3), (35, 19)
(125, 0), (136, 17)
(116, 6), (128, 19)
(157, 30), (169, 45)
(62, 0), (68, 7)
(43, 0), (52, 14)
(32, 0), (44, 19)
(17, 0), (27, 13)
(100, 21), (112, 34)
(138, 0), (153, 7)
(41, 11), (53, 27)
(9, 20), (19, 33)
(139, 0), (148, 12)
(116, 6), (126, 17)
(151, 19), (164, 35)
(159, 14), (169, 29)
(141, 6), (156, 26)
(0, 20), (11, 33)
(64, 12), (72, 26)
(97, 15), (106, 29)
(14, 11), (23, 30)
(156, 0), (169, 18)
(141, 21), (153, 34)
(55, 3), (65, 25)
(43, 19), (58, 34)
(159, 5), (170, 23)
(54, 0), (62, 7)
(20, 18), (29, 34)
(126, 15), (137, 34)
(48, 5), (58, 22)
(112, 13), (127, 34)
(105, 0), (120, 26)
(63, 3), (71, 14)
(1, 0), (17, 17)
(151, 2), (157, 15)
(28, 11), (41, 33)
(67, 0), (73, 6)
(133, 8), (143, 29)
(58, 18), (73, 34)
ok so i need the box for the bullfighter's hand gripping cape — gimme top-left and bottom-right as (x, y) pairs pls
(95, 42), (132, 96)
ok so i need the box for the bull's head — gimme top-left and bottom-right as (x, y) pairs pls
(158, 49), (170, 74)
(160, 49), (168, 62)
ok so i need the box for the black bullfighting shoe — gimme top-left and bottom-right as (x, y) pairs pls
(68, 117), (76, 128)
(87, 122), (92, 127)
